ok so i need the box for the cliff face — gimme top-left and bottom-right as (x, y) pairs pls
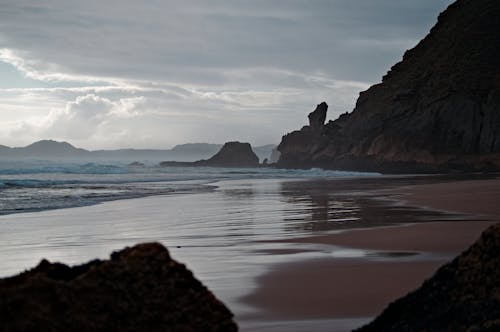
(0, 243), (237, 332)
(278, 0), (500, 173)
(356, 223), (500, 332)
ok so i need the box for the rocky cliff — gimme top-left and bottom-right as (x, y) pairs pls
(277, 0), (500, 173)
(0, 243), (237, 332)
(356, 223), (500, 332)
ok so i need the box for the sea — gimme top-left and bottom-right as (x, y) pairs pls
(0, 160), (378, 216)
(0, 160), (454, 331)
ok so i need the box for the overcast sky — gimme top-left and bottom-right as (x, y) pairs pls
(0, 0), (453, 149)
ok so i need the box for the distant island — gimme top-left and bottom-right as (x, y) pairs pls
(277, 0), (500, 173)
(0, 139), (276, 163)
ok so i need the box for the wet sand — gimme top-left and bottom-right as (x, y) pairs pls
(399, 178), (500, 218)
(240, 178), (500, 324)
(243, 259), (444, 319)
(263, 220), (495, 254)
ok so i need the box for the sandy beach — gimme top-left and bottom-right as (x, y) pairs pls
(240, 177), (500, 327)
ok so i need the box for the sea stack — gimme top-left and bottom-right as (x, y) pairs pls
(277, 0), (500, 173)
(197, 141), (259, 167)
(160, 141), (260, 168)
(0, 243), (238, 332)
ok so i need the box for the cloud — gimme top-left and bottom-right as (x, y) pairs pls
(44, 94), (115, 139)
(0, 0), (453, 82)
(4, 94), (146, 144)
(0, 0), (454, 148)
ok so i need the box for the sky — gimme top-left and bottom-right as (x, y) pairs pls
(0, 0), (453, 150)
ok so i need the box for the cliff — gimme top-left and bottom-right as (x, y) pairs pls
(0, 243), (237, 332)
(277, 0), (500, 173)
(356, 223), (500, 332)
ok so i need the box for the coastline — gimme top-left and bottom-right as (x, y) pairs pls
(239, 177), (500, 329)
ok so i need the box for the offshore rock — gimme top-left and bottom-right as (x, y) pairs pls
(161, 141), (260, 168)
(199, 141), (259, 167)
(356, 223), (500, 332)
(0, 243), (238, 332)
(277, 0), (500, 173)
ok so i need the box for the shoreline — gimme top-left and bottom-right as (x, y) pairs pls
(239, 177), (500, 326)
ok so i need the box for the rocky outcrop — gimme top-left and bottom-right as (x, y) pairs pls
(197, 141), (259, 167)
(355, 223), (500, 332)
(307, 102), (328, 131)
(277, 0), (500, 173)
(277, 102), (339, 169)
(161, 141), (260, 168)
(0, 243), (237, 332)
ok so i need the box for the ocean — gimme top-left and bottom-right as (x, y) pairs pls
(0, 160), (378, 216)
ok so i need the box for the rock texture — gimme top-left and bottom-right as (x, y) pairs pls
(161, 141), (260, 168)
(278, 0), (500, 173)
(0, 243), (237, 332)
(355, 223), (500, 332)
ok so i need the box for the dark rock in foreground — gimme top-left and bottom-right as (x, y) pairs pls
(160, 141), (260, 168)
(356, 223), (500, 332)
(0, 243), (238, 332)
(278, 0), (500, 173)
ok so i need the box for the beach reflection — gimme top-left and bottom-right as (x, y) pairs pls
(280, 186), (360, 231)
(278, 178), (461, 233)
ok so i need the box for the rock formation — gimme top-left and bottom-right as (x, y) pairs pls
(0, 243), (237, 332)
(355, 223), (500, 332)
(307, 102), (328, 132)
(277, 0), (500, 173)
(277, 102), (334, 168)
(199, 141), (259, 167)
(160, 141), (260, 168)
